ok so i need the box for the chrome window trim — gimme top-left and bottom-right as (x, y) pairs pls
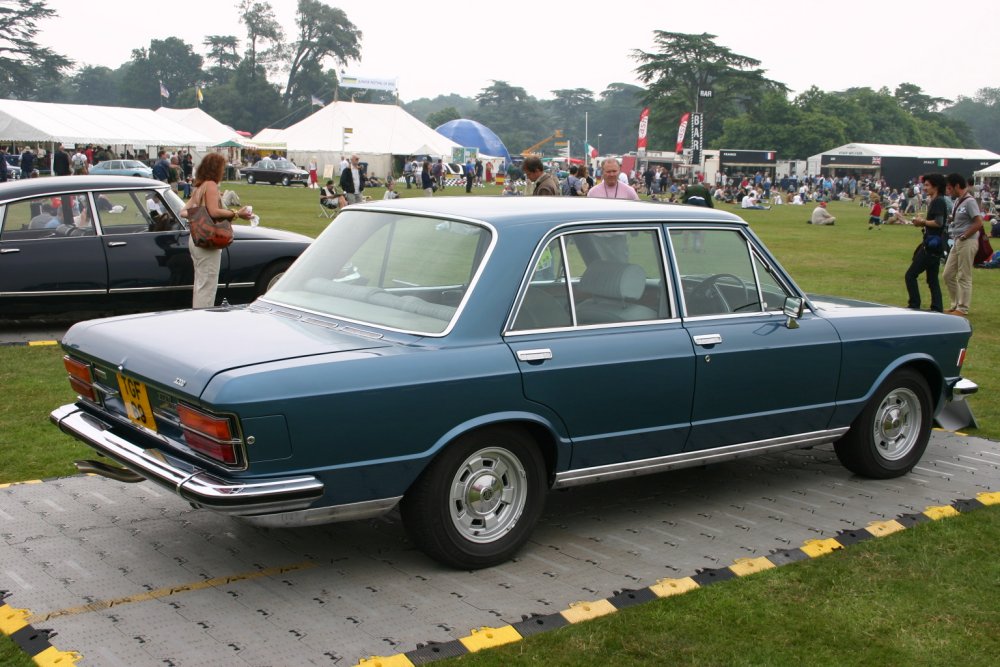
(262, 210), (497, 338)
(504, 222), (676, 335)
(667, 225), (782, 320)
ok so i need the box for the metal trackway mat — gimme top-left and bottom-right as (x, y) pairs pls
(2, 431), (998, 666)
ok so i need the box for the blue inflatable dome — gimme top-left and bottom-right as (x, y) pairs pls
(435, 119), (511, 166)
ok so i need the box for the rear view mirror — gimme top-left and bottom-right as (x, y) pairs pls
(783, 296), (805, 329)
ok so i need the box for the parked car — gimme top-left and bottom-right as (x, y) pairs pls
(2, 154), (20, 179)
(243, 158), (309, 186)
(0, 176), (312, 317)
(51, 197), (977, 569)
(88, 159), (154, 178)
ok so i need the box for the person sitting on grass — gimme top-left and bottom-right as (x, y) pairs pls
(741, 190), (770, 210)
(809, 201), (836, 225)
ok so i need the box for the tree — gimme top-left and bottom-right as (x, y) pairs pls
(70, 66), (121, 106)
(590, 83), (645, 155)
(473, 81), (549, 155)
(282, 0), (361, 105)
(238, 0), (284, 79)
(119, 38), (203, 108)
(202, 62), (285, 134)
(633, 31), (785, 151)
(894, 83), (950, 117)
(945, 88), (1000, 152)
(0, 0), (72, 98)
(426, 106), (460, 129)
(204, 35), (241, 70)
(548, 88), (594, 153)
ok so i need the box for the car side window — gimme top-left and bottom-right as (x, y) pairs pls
(95, 189), (179, 234)
(752, 251), (794, 312)
(510, 229), (669, 331)
(670, 228), (761, 317)
(0, 195), (94, 240)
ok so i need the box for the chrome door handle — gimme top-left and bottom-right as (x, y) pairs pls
(0, 248), (20, 254)
(106, 241), (127, 247)
(517, 348), (553, 362)
(693, 334), (723, 347)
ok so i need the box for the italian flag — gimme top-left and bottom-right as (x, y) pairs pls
(586, 143), (598, 159)
(937, 159), (949, 167)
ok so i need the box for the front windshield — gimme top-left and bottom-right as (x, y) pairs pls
(265, 210), (492, 334)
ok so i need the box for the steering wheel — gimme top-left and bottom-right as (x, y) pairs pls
(691, 273), (752, 313)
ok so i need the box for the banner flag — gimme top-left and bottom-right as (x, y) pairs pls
(586, 143), (598, 158)
(159, 81), (170, 99)
(311, 95), (325, 107)
(637, 107), (650, 150)
(675, 112), (690, 153)
(339, 74), (397, 92)
(196, 87), (203, 105)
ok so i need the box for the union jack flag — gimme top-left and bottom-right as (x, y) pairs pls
(871, 157), (881, 165)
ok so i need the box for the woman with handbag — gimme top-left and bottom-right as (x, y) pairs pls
(183, 153), (253, 308)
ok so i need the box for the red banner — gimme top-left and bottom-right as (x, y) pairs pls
(636, 107), (650, 150)
(675, 112), (690, 153)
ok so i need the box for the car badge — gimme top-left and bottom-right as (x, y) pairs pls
(173, 378), (187, 388)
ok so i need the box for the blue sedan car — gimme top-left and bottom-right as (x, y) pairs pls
(51, 197), (977, 569)
(88, 159), (154, 178)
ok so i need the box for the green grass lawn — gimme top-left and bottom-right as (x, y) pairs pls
(1, 185), (997, 665)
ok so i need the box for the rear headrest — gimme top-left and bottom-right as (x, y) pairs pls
(579, 261), (646, 300)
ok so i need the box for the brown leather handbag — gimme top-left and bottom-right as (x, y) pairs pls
(186, 186), (234, 249)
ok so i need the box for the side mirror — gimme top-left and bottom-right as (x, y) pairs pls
(783, 296), (805, 329)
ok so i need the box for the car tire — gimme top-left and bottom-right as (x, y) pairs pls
(834, 368), (932, 479)
(255, 260), (292, 296)
(246, 174), (255, 185)
(401, 426), (547, 569)
(281, 176), (290, 186)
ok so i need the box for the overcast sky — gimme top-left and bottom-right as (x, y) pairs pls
(38, 0), (996, 104)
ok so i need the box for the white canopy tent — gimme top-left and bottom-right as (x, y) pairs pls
(0, 99), (215, 148)
(155, 107), (251, 148)
(974, 161), (1000, 178)
(252, 101), (463, 179)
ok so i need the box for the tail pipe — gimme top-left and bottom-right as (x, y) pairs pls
(75, 459), (146, 483)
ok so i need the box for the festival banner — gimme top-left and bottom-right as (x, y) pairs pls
(637, 107), (650, 150)
(339, 74), (397, 92)
(675, 112), (690, 153)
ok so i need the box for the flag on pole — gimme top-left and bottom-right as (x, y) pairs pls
(311, 95), (325, 107)
(196, 87), (204, 105)
(586, 143), (598, 159)
(675, 112), (690, 153)
(159, 81), (170, 99)
(637, 107), (650, 150)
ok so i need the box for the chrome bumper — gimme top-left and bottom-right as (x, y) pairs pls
(50, 404), (324, 516)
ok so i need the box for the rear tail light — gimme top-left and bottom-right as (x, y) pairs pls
(63, 356), (97, 402)
(176, 403), (240, 466)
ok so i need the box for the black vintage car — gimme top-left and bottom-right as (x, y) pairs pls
(242, 158), (309, 186)
(0, 176), (312, 317)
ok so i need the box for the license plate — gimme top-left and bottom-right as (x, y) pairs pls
(116, 373), (157, 432)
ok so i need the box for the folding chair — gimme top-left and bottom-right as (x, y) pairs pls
(318, 200), (336, 219)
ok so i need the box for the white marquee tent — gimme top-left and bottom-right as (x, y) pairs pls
(253, 101), (462, 178)
(0, 99), (214, 148)
(155, 107), (250, 148)
(974, 161), (1000, 178)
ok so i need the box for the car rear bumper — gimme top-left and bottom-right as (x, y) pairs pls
(50, 404), (324, 516)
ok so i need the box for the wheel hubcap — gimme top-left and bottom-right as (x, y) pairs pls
(449, 447), (528, 544)
(872, 388), (921, 461)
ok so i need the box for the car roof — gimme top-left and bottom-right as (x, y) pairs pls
(0, 175), (167, 203)
(350, 196), (747, 228)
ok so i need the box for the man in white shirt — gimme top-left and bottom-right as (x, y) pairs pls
(741, 191), (769, 210)
(587, 158), (639, 200)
